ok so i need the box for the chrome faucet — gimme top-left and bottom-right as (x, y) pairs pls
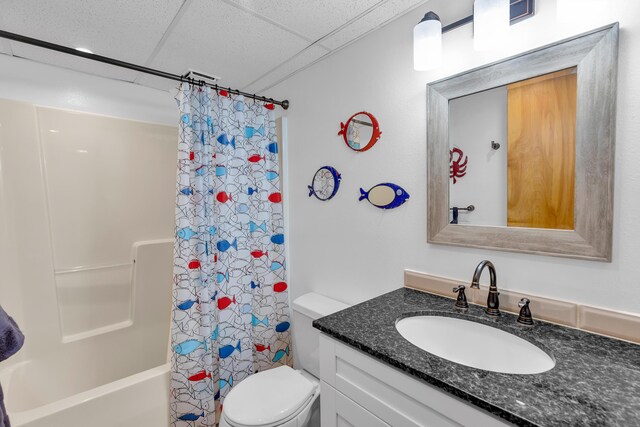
(470, 260), (500, 316)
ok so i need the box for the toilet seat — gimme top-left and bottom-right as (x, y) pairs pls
(222, 366), (318, 427)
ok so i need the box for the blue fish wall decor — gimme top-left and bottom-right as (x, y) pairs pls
(359, 183), (410, 209)
(308, 166), (341, 201)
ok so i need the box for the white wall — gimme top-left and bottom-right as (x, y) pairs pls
(449, 87), (507, 226)
(271, 0), (640, 314)
(0, 55), (176, 125)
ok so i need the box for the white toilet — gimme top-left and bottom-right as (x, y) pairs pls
(219, 293), (349, 427)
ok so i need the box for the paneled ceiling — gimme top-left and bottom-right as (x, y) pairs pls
(0, 0), (435, 94)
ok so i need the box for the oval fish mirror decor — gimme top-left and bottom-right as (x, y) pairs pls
(308, 166), (342, 201)
(359, 183), (410, 209)
(338, 111), (382, 152)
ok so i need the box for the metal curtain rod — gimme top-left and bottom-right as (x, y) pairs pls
(0, 29), (290, 110)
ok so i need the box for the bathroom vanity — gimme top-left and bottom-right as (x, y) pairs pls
(313, 288), (640, 426)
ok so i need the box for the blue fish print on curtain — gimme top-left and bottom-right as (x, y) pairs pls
(171, 84), (292, 426)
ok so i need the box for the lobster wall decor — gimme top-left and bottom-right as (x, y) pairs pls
(449, 147), (468, 184)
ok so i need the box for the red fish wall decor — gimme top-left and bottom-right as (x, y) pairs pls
(338, 111), (382, 152)
(450, 147), (468, 184)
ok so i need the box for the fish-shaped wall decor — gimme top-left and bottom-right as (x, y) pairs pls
(359, 183), (410, 210)
(338, 111), (381, 152)
(308, 166), (341, 201)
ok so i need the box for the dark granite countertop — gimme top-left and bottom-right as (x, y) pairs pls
(312, 288), (640, 427)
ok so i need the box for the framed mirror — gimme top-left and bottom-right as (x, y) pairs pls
(308, 166), (342, 201)
(339, 111), (381, 152)
(427, 23), (618, 261)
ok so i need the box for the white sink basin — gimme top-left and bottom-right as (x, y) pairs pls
(395, 315), (555, 374)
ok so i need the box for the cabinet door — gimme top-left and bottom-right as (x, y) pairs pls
(321, 381), (390, 427)
(320, 334), (513, 427)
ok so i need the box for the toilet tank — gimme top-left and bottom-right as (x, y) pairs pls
(292, 293), (349, 378)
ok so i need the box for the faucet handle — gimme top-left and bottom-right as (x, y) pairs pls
(517, 298), (534, 326)
(452, 285), (469, 310)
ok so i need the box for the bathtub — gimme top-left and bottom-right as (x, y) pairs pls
(0, 239), (173, 427)
(1, 362), (169, 427)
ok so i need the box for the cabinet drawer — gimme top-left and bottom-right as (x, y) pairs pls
(320, 334), (512, 427)
(321, 381), (390, 427)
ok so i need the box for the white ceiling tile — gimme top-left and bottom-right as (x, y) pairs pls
(10, 45), (141, 81)
(0, 0), (185, 81)
(148, 0), (311, 89)
(227, 0), (384, 41)
(320, 0), (426, 51)
(243, 45), (329, 93)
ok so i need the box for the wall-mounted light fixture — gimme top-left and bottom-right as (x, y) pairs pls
(413, 12), (442, 71)
(413, 0), (535, 71)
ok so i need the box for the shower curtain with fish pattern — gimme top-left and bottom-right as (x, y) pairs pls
(171, 83), (292, 426)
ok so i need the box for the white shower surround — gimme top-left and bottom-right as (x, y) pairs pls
(0, 70), (178, 427)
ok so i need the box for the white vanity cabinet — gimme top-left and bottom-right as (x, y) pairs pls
(319, 334), (514, 427)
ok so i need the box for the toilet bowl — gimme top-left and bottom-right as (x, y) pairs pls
(219, 366), (319, 427)
(219, 293), (348, 427)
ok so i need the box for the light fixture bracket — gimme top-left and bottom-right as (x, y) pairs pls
(440, 0), (535, 33)
(420, 11), (441, 23)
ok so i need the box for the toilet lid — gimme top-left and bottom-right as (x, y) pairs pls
(223, 366), (317, 427)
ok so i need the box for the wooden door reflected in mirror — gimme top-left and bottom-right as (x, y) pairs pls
(507, 68), (577, 230)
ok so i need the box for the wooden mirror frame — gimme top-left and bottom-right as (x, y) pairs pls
(427, 23), (618, 262)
